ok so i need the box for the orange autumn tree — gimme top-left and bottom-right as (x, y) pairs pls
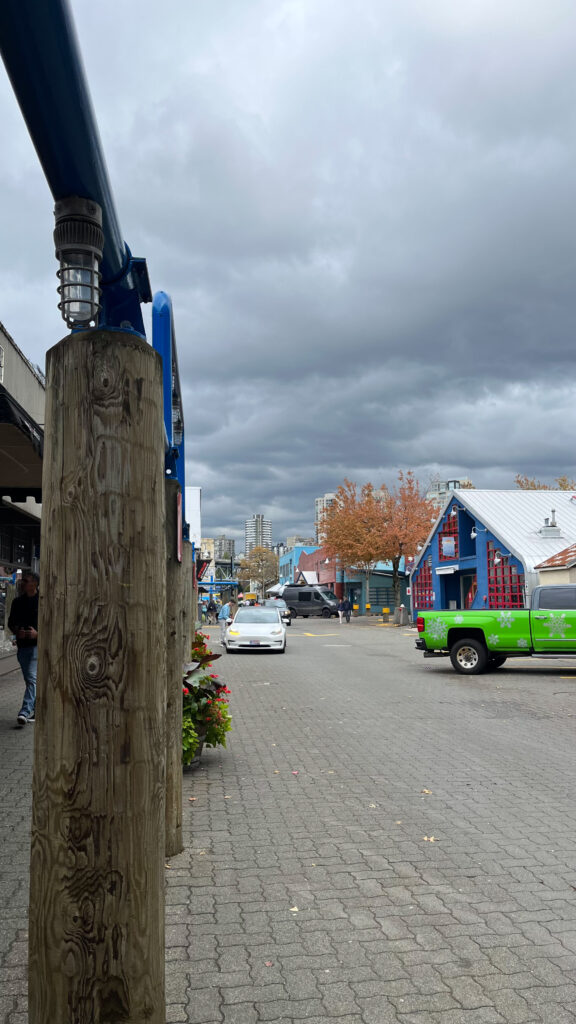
(322, 472), (434, 610)
(322, 480), (388, 606)
(379, 471), (436, 607)
(515, 474), (576, 490)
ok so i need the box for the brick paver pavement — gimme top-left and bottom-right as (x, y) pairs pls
(2, 622), (576, 1023)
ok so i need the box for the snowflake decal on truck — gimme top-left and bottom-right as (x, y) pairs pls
(488, 634), (500, 645)
(454, 615), (464, 624)
(497, 611), (515, 628)
(427, 618), (448, 642)
(542, 613), (572, 639)
(517, 638), (528, 648)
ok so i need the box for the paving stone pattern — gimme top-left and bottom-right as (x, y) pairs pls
(2, 625), (576, 1022)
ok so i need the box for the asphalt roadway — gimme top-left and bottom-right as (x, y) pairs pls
(2, 620), (576, 1023)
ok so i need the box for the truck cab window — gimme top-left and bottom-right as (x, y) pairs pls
(538, 587), (576, 610)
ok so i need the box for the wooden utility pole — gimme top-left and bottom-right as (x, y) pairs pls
(30, 330), (167, 1024)
(165, 478), (183, 857)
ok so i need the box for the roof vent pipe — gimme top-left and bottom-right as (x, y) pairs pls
(544, 518), (549, 527)
(551, 509), (557, 527)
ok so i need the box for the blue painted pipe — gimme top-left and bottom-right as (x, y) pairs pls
(153, 291), (187, 527)
(0, 0), (149, 333)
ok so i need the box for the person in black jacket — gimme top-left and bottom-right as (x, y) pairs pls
(7, 572), (39, 726)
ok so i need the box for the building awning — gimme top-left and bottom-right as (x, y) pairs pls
(0, 383), (43, 501)
(436, 565), (459, 575)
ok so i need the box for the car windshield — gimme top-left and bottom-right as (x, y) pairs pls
(264, 600), (287, 610)
(234, 608), (281, 624)
(319, 590), (338, 603)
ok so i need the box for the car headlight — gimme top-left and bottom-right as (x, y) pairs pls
(270, 629), (283, 635)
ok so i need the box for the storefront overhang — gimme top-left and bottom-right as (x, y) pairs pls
(0, 383), (43, 502)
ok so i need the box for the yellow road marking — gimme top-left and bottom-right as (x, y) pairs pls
(302, 632), (340, 637)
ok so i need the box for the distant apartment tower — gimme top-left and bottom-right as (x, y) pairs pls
(426, 478), (473, 509)
(286, 535), (315, 549)
(214, 535), (235, 560)
(245, 514), (272, 554)
(315, 492), (336, 542)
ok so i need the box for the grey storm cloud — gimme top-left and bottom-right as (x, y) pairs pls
(1, 0), (576, 543)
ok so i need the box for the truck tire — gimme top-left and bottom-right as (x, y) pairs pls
(487, 655), (507, 670)
(288, 607), (297, 619)
(450, 638), (488, 675)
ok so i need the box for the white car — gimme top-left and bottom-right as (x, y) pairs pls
(225, 607), (287, 654)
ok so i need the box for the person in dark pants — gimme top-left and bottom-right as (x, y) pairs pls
(7, 572), (39, 727)
(342, 598), (352, 623)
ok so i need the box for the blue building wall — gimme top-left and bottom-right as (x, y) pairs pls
(331, 559), (408, 612)
(279, 546), (319, 584)
(412, 502), (525, 613)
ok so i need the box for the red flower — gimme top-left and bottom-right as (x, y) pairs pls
(183, 687), (189, 695)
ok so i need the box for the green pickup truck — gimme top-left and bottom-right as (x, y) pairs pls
(415, 584), (576, 675)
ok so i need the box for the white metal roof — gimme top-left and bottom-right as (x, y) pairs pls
(413, 490), (576, 582)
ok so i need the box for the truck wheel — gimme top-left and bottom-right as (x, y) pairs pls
(289, 608), (297, 619)
(487, 655), (507, 670)
(450, 638), (488, 675)
(322, 608), (331, 618)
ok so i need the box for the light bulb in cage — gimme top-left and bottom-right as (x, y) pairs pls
(54, 196), (104, 328)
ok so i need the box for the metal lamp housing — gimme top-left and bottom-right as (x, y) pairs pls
(54, 196), (104, 328)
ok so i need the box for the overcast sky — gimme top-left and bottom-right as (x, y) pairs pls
(2, 0), (576, 544)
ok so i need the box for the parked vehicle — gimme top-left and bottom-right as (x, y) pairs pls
(225, 607), (286, 653)
(262, 598), (291, 626)
(281, 584), (339, 619)
(416, 584), (576, 675)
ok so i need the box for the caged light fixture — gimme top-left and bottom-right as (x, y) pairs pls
(470, 526), (487, 539)
(450, 505), (466, 517)
(54, 196), (104, 328)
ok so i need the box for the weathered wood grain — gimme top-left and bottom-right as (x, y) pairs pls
(30, 331), (167, 1024)
(164, 479), (183, 858)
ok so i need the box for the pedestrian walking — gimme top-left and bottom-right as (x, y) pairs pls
(8, 571), (39, 727)
(342, 598), (352, 623)
(337, 599), (345, 624)
(218, 600), (231, 644)
(207, 599), (217, 625)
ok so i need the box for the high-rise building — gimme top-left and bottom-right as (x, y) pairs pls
(426, 478), (474, 509)
(245, 514), (272, 554)
(286, 535), (315, 549)
(214, 535), (235, 560)
(314, 493), (336, 542)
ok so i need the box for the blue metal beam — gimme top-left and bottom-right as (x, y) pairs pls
(152, 291), (187, 533)
(0, 0), (150, 334)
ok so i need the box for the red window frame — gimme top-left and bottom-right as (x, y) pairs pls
(438, 510), (459, 561)
(413, 557), (434, 609)
(486, 542), (525, 608)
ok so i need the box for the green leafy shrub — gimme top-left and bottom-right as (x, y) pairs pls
(182, 632), (232, 765)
